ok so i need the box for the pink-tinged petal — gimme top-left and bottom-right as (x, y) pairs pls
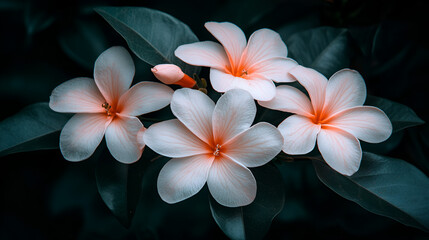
(94, 46), (135, 104)
(323, 69), (367, 115)
(212, 89), (256, 143)
(171, 88), (215, 144)
(117, 81), (173, 116)
(205, 22), (247, 66)
(258, 85), (314, 117)
(136, 125), (146, 150)
(317, 126), (362, 176)
(151, 64), (184, 84)
(241, 28), (288, 68)
(210, 69), (276, 101)
(278, 115), (321, 154)
(223, 122), (283, 168)
(49, 77), (106, 113)
(175, 41), (230, 70)
(289, 65), (328, 112)
(60, 113), (110, 162)
(326, 106), (392, 143)
(250, 58), (298, 83)
(157, 154), (214, 204)
(105, 115), (143, 164)
(207, 156), (256, 207)
(143, 119), (211, 158)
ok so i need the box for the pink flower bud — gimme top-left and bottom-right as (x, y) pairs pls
(151, 64), (196, 88)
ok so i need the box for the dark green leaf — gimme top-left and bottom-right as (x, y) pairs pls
(276, 14), (320, 42)
(0, 102), (71, 156)
(24, 3), (56, 36)
(50, 157), (131, 239)
(361, 130), (403, 155)
(313, 152), (429, 232)
(348, 24), (379, 56)
(50, 159), (97, 215)
(366, 95), (424, 132)
(95, 6), (200, 76)
(0, 63), (66, 105)
(58, 19), (109, 70)
(287, 26), (350, 77)
(95, 142), (149, 228)
(209, 164), (285, 240)
(210, 0), (277, 31)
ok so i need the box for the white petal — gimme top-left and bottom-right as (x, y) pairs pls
(250, 58), (298, 83)
(175, 41), (230, 70)
(278, 115), (321, 154)
(323, 69), (367, 115)
(210, 68), (276, 101)
(258, 85), (314, 117)
(118, 81), (173, 116)
(143, 119), (211, 158)
(157, 154), (214, 204)
(170, 88), (215, 144)
(49, 77), (106, 113)
(137, 125), (146, 150)
(207, 156), (256, 207)
(241, 28), (288, 68)
(205, 22), (247, 66)
(212, 89), (256, 143)
(223, 122), (283, 168)
(326, 106), (392, 143)
(60, 113), (109, 161)
(105, 115), (143, 164)
(94, 46), (135, 104)
(317, 126), (362, 176)
(289, 65), (328, 112)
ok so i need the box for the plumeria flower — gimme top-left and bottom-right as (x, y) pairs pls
(143, 88), (283, 207)
(175, 21), (297, 101)
(49, 46), (174, 163)
(151, 64), (196, 88)
(259, 66), (392, 176)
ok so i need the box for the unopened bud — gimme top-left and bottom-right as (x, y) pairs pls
(151, 64), (196, 88)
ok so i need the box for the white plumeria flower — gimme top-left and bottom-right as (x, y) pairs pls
(49, 46), (174, 163)
(143, 88), (283, 207)
(175, 21), (297, 101)
(259, 66), (392, 176)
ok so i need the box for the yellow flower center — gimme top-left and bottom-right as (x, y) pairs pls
(213, 144), (221, 156)
(102, 102), (113, 116)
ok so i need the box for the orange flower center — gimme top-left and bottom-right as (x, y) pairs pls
(310, 109), (332, 126)
(226, 62), (250, 78)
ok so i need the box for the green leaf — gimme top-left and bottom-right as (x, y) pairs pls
(360, 130), (403, 155)
(287, 26), (350, 77)
(366, 95), (424, 132)
(24, 3), (56, 36)
(210, 0), (276, 31)
(95, 142), (152, 228)
(276, 14), (320, 42)
(95, 6), (200, 76)
(58, 19), (109, 70)
(0, 102), (71, 157)
(313, 152), (429, 232)
(209, 164), (285, 240)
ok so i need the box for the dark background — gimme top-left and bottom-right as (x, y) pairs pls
(1, 0), (428, 239)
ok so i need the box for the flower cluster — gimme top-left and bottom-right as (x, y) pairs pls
(49, 21), (392, 207)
